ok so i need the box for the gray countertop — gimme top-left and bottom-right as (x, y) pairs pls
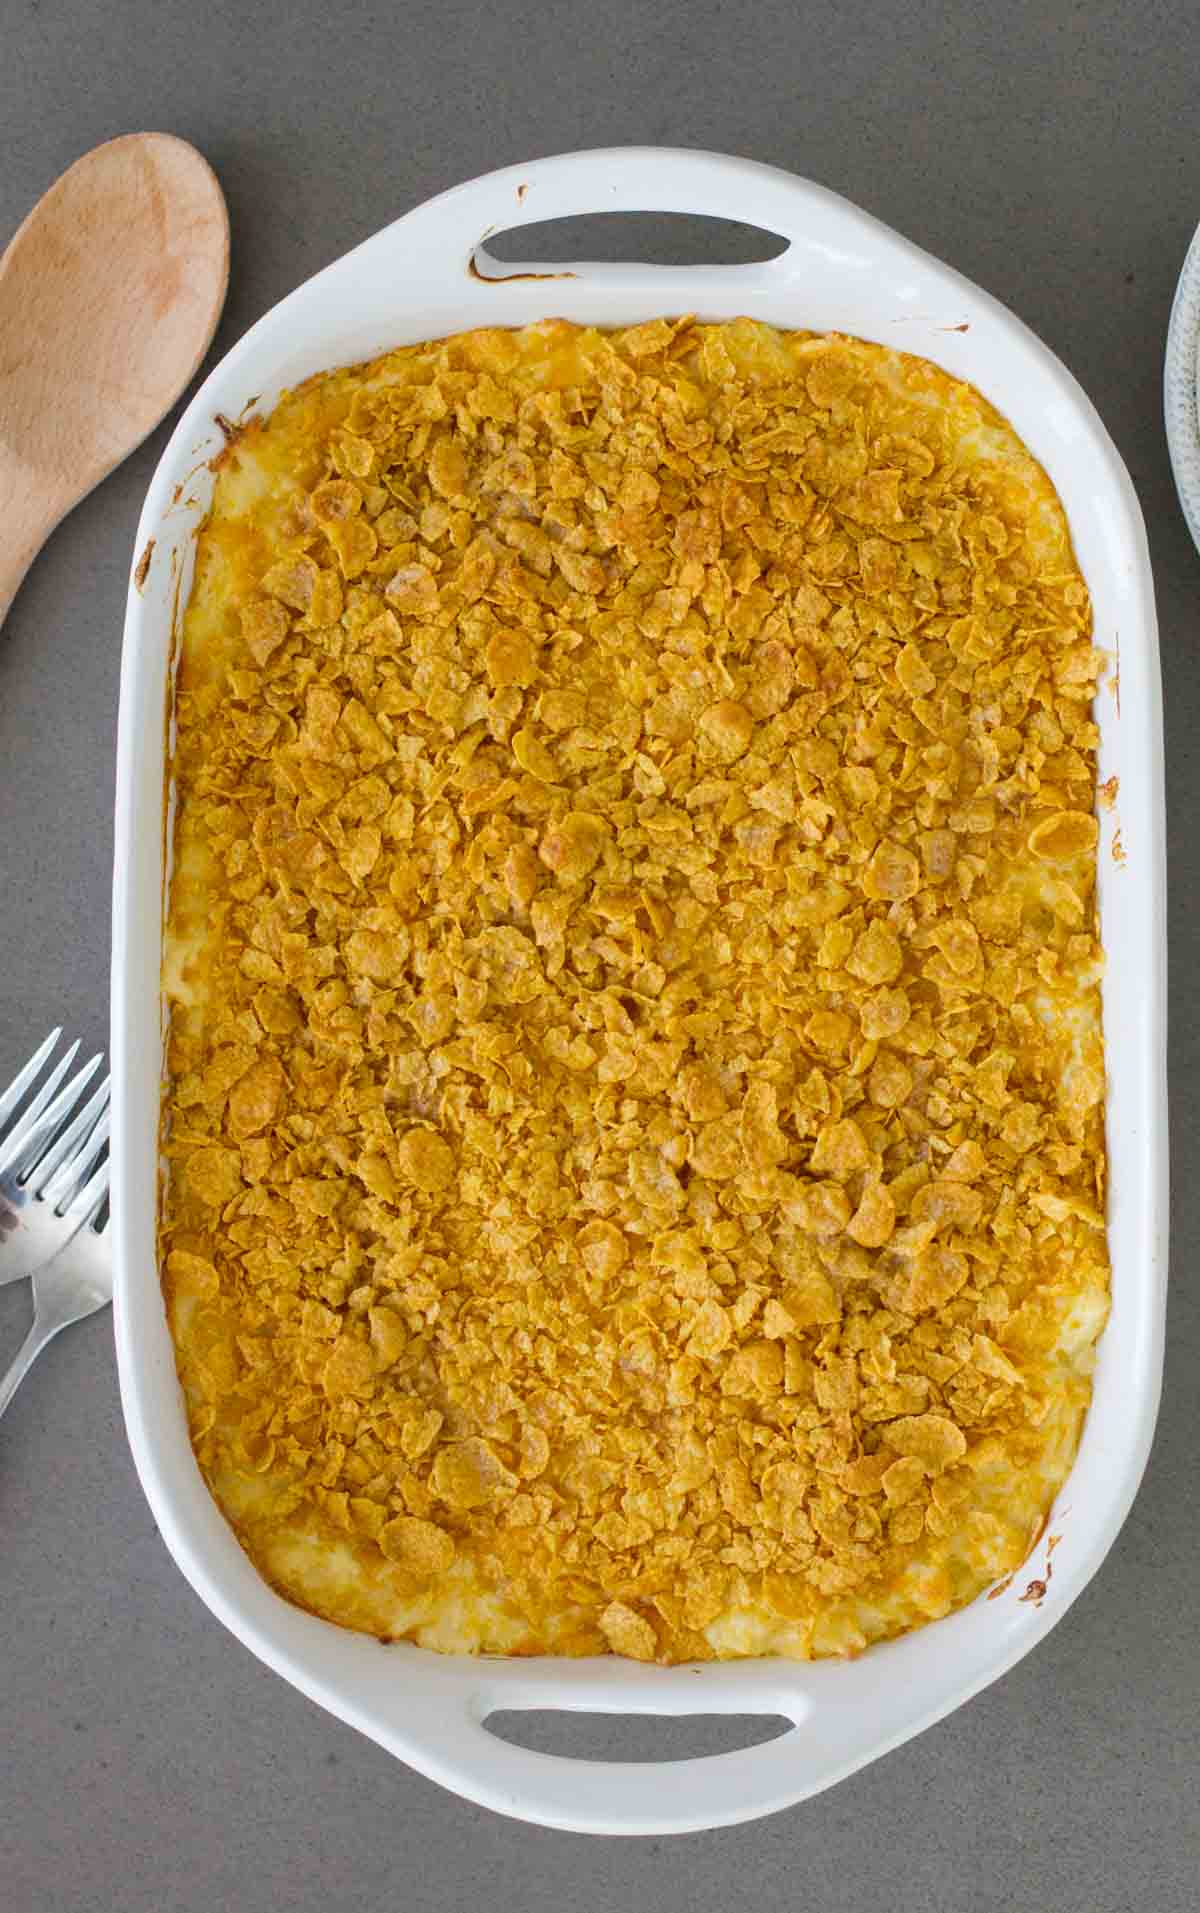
(1, 1), (1196, 1906)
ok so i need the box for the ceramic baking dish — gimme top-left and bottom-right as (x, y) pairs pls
(111, 147), (1167, 1836)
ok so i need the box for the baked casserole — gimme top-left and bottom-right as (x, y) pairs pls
(159, 316), (1109, 1663)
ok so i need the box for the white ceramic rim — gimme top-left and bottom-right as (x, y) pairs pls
(111, 147), (1167, 1837)
(1164, 213), (1200, 554)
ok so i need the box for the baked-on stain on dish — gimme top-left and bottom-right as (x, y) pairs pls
(159, 316), (1112, 1666)
(209, 402), (267, 468)
(134, 537), (155, 591)
(467, 254), (578, 285)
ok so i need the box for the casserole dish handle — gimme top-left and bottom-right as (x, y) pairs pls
(411, 1670), (826, 1837)
(392, 144), (899, 289)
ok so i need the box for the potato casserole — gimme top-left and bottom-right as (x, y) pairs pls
(159, 316), (1109, 1663)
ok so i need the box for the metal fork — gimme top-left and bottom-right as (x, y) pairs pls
(0, 1027), (108, 1284)
(0, 1029), (112, 1421)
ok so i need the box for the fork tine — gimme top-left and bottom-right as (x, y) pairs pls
(42, 1105), (111, 1213)
(24, 1076), (112, 1198)
(62, 1154), (111, 1230)
(0, 1051), (103, 1183)
(8, 1038), (80, 1134)
(0, 1028), (63, 1133)
(0, 1037), (81, 1166)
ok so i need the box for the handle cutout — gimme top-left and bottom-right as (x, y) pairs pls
(475, 210), (789, 275)
(482, 1709), (792, 1764)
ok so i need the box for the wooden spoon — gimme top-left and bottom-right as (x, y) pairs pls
(0, 133), (230, 628)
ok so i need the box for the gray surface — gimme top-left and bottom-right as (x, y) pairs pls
(0, 0), (1196, 1905)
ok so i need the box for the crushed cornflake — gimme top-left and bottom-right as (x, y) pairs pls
(160, 317), (1110, 1665)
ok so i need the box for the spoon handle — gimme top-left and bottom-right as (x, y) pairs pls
(0, 444), (59, 630)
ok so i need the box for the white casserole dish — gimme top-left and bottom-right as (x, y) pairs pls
(111, 147), (1168, 1837)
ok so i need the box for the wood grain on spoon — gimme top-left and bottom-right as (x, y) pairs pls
(0, 132), (230, 628)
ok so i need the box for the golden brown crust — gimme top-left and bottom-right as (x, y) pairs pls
(160, 317), (1109, 1663)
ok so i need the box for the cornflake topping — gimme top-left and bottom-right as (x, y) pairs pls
(161, 317), (1110, 1665)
